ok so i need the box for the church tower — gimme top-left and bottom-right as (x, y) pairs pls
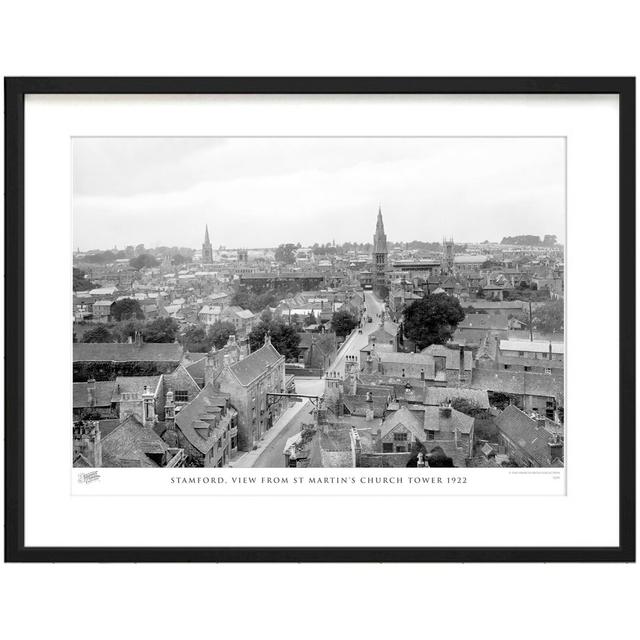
(202, 225), (213, 265)
(372, 206), (389, 298)
(442, 237), (455, 274)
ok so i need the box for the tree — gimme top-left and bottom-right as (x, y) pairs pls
(82, 325), (113, 343)
(111, 298), (144, 321)
(143, 317), (179, 343)
(331, 309), (358, 338)
(274, 243), (297, 265)
(129, 253), (159, 270)
(113, 319), (144, 343)
(532, 299), (564, 334)
(208, 321), (236, 349)
(249, 320), (300, 361)
(180, 325), (212, 353)
(171, 254), (188, 266)
(403, 293), (465, 350)
(542, 234), (558, 246)
(73, 267), (94, 291)
(304, 312), (317, 326)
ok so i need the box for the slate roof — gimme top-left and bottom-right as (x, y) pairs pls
(174, 384), (232, 454)
(380, 406), (425, 439)
(73, 342), (183, 363)
(227, 342), (283, 386)
(73, 381), (116, 408)
(185, 357), (207, 386)
(470, 369), (563, 400)
(500, 339), (564, 355)
(424, 387), (490, 409)
(112, 376), (162, 401)
(421, 344), (473, 371)
(494, 405), (559, 466)
(379, 352), (434, 366)
(423, 405), (474, 435)
(101, 415), (169, 467)
(458, 314), (509, 331)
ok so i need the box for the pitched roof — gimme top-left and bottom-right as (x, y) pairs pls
(421, 344), (473, 371)
(174, 384), (233, 454)
(380, 406), (425, 439)
(470, 369), (563, 399)
(73, 342), (183, 363)
(494, 405), (559, 466)
(500, 339), (564, 355)
(458, 314), (509, 331)
(112, 376), (162, 401)
(101, 415), (169, 467)
(227, 342), (283, 386)
(73, 381), (116, 408)
(424, 405), (474, 434)
(424, 387), (490, 409)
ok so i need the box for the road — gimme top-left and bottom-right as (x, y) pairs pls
(247, 377), (325, 468)
(328, 290), (387, 376)
(241, 291), (386, 467)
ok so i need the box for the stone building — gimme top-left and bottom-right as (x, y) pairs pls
(170, 384), (238, 467)
(214, 338), (286, 451)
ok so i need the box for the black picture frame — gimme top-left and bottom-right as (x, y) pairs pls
(4, 77), (635, 563)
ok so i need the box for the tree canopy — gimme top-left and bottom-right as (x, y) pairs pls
(111, 298), (144, 322)
(179, 325), (212, 353)
(249, 320), (300, 361)
(274, 243), (297, 265)
(403, 293), (465, 350)
(331, 309), (359, 338)
(73, 267), (95, 291)
(143, 317), (179, 343)
(208, 321), (236, 349)
(532, 299), (564, 334)
(129, 253), (159, 270)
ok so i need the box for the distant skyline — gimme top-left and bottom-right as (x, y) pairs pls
(73, 137), (566, 251)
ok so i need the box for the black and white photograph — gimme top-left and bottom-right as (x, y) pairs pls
(72, 136), (566, 472)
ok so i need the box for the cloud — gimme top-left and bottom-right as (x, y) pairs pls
(73, 137), (565, 249)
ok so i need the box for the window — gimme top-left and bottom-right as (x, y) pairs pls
(518, 351), (525, 357)
(174, 390), (189, 403)
(382, 443), (393, 453)
(426, 430), (435, 441)
(524, 366), (531, 372)
(544, 368), (552, 375)
(393, 432), (408, 442)
(503, 364), (510, 370)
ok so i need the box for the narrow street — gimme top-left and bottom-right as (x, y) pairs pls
(328, 290), (387, 376)
(231, 377), (324, 468)
(235, 292), (385, 468)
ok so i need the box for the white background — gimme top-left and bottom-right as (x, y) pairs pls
(27, 94), (608, 548)
(1, 2), (638, 640)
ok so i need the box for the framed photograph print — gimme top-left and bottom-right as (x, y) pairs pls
(4, 77), (635, 562)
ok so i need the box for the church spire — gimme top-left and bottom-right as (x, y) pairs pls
(202, 224), (213, 265)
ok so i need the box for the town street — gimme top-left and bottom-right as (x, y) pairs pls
(233, 292), (384, 467)
(327, 290), (387, 376)
(232, 377), (324, 468)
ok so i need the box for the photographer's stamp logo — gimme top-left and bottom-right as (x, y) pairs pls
(78, 470), (101, 484)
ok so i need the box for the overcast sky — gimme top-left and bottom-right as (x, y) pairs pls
(73, 137), (565, 250)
